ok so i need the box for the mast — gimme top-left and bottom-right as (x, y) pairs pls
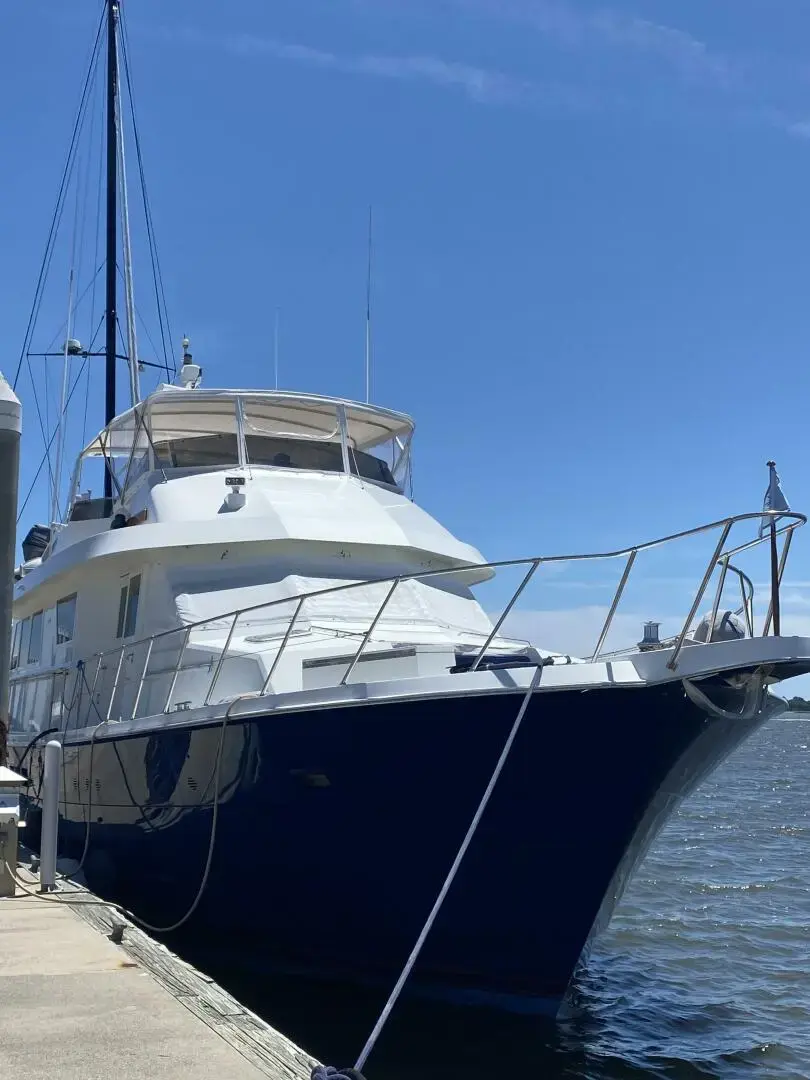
(118, 105), (141, 407)
(365, 205), (372, 404)
(104, 0), (118, 499)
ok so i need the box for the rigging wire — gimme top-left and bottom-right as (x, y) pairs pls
(81, 347), (93, 454)
(52, 121), (90, 523)
(74, 46), (101, 323)
(117, 72), (141, 406)
(16, 358), (90, 525)
(35, 264), (105, 357)
(84, 66), (107, 450)
(16, 1), (176, 532)
(86, 69), (105, 448)
(115, 264), (169, 390)
(13, 5), (106, 392)
(14, 4), (106, 511)
(118, 6), (174, 381)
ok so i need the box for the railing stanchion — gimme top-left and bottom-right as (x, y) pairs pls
(131, 637), (154, 720)
(106, 647), (126, 722)
(261, 598), (305, 694)
(88, 653), (103, 698)
(341, 580), (401, 686)
(667, 522), (732, 670)
(164, 627), (191, 714)
(706, 554), (730, 643)
(591, 549), (637, 661)
(740, 572), (754, 638)
(471, 560), (540, 672)
(204, 613), (240, 706)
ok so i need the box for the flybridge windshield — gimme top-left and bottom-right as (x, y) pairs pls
(153, 432), (396, 485)
(68, 391), (412, 517)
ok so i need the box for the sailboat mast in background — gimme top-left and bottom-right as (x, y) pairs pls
(104, 0), (119, 499)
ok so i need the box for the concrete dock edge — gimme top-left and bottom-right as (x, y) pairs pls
(0, 850), (318, 1080)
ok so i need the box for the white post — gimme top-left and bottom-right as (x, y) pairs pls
(0, 372), (21, 765)
(40, 740), (62, 892)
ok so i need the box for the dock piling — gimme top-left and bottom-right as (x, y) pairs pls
(0, 371), (21, 765)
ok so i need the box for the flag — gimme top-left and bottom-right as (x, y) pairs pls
(759, 460), (790, 538)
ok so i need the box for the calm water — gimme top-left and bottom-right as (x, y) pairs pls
(194, 716), (810, 1079)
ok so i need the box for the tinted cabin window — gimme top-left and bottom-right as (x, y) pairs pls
(28, 611), (44, 665)
(69, 497), (114, 522)
(10, 621), (21, 671)
(124, 574), (141, 638)
(245, 435), (344, 473)
(148, 400), (239, 470)
(349, 449), (397, 487)
(116, 585), (128, 638)
(18, 619), (31, 668)
(244, 434), (397, 487)
(153, 434), (239, 469)
(56, 595), (77, 644)
(117, 575), (141, 639)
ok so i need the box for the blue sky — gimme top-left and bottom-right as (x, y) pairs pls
(3, 0), (810, 680)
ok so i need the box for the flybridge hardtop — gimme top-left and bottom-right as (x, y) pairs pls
(8, 0), (810, 1031)
(73, 382), (416, 511)
(87, 385), (415, 453)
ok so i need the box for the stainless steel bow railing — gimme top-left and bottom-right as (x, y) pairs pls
(8, 509), (805, 733)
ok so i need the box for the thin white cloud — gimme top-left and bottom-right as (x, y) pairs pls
(147, 23), (596, 112)
(426, 0), (733, 87)
(220, 30), (541, 106)
(778, 590), (810, 611)
(151, 13), (810, 137)
(785, 119), (810, 141)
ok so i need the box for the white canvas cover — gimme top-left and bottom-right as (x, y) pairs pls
(173, 572), (495, 643)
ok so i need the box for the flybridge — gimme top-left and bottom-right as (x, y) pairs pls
(66, 387), (415, 526)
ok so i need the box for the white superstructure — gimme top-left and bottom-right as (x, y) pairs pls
(9, 383), (538, 732)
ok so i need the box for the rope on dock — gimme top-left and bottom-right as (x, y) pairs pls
(1, 859), (117, 905)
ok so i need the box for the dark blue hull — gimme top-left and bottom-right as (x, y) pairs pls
(14, 680), (767, 1014)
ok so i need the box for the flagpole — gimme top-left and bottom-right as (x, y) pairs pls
(769, 520), (781, 636)
(767, 460), (781, 636)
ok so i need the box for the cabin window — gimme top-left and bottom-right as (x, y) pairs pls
(122, 414), (151, 492)
(17, 618), (31, 668)
(243, 401), (345, 476)
(10, 621), (21, 671)
(69, 448), (115, 522)
(347, 447), (398, 487)
(116, 586), (128, 638)
(9, 676), (58, 734)
(117, 574), (141, 638)
(149, 399), (239, 469)
(27, 611), (44, 665)
(125, 574), (141, 637)
(56, 594), (77, 645)
(245, 434), (345, 473)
